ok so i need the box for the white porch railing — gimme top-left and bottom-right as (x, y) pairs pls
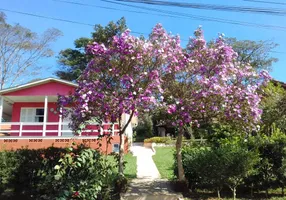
(0, 122), (119, 137)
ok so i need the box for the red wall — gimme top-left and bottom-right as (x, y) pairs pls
(10, 103), (120, 137)
(5, 81), (120, 137)
(0, 136), (128, 154)
(11, 102), (59, 136)
(4, 82), (75, 96)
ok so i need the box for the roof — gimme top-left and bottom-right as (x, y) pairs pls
(0, 78), (78, 95)
(272, 79), (286, 90)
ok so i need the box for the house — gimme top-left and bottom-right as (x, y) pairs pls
(0, 78), (131, 154)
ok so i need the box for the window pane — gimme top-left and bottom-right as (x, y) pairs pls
(38, 117), (44, 122)
(113, 144), (119, 153)
(36, 109), (44, 115)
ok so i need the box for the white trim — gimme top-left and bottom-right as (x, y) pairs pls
(58, 107), (62, 136)
(43, 96), (48, 136)
(20, 107), (45, 122)
(19, 122), (23, 136)
(112, 124), (115, 136)
(0, 121), (120, 137)
(0, 78), (77, 94)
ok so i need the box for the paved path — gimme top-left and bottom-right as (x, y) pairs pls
(121, 143), (183, 200)
(131, 144), (160, 180)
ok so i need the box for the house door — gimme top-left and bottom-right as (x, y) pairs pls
(62, 113), (73, 137)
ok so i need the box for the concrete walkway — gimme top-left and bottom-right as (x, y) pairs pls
(131, 144), (160, 180)
(121, 143), (183, 200)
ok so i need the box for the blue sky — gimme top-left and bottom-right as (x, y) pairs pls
(2, 0), (286, 82)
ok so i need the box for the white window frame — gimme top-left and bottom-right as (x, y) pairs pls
(20, 107), (46, 123)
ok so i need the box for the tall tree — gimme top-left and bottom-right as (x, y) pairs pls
(163, 27), (270, 182)
(225, 38), (278, 72)
(260, 80), (286, 134)
(56, 18), (127, 81)
(0, 12), (62, 89)
(59, 26), (173, 175)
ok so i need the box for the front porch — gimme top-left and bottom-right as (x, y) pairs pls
(0, 94), (119, 137)
(0, 121), (120, 137)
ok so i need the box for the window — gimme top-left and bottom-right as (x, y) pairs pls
(20, 108), (45, 122)
(112, 144), (120, 153)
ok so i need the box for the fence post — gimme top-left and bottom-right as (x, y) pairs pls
(100, 125), (103, 135)
(19, 122), (23, 137)
(58, 107), (62, 137)
(112, 124), (115, 136)
(43, 96), (48, 136)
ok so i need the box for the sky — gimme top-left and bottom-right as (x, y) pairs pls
(1, 0), (286, 82)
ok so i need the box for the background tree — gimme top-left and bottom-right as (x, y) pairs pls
(260, 81), (286, 134)
(134, 113), (154, 141)
(0, 12), (62, 89)
(56, 18), (127, 81)
(225, 38), (278, 72)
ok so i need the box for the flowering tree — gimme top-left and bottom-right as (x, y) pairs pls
(59, 23), (270, 180)
(162, 27), (271, 181)
(59, 25), (184, 175)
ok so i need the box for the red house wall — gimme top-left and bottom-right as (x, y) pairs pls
(0, 136), (128, 154)
(11, 102), (59, 136)
(10, 103), (120, 137)
(4, 82), (75, 96)
(4, 80), (120, 138)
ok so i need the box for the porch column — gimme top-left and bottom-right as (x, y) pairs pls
(43, 96), (48, 136)
(58, 107), (62, 136)
(0, 96), (3, 124)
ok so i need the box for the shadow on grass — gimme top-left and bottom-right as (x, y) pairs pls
(183, 190), (286, 200)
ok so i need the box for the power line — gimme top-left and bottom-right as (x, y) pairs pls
(1, 6), (286, 55)
(109, 0), (286, 16)
(0, 8), (95, 26)
(0, 7), (152, 37)
(102, 0), (286, 31)
(244, 0), (286, 5)
(51, 0), (181, 19)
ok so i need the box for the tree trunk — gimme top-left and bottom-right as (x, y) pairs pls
(282, 187), (284, 197)
(176, 126), (186, 181)
(217, 188), (221, 199)
(118, 111), (134, 176)
(233, 187), (236, 200)
(119, 131), (125, 176)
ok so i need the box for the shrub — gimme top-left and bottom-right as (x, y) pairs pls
(144, 137), (171, 144)
(0, 150), (19, 194)
(0, 146), (118, 200)
(180, 137), (258, 199)
(53, 146), (117, 200)
(245, 128), (286, 197)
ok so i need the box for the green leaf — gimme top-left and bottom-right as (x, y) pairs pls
(55, 174), (61, 180)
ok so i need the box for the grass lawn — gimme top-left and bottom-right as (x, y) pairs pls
(123, 153), (137, 179)
(152, 146), (175, 180)
(107, 153), (137, 179)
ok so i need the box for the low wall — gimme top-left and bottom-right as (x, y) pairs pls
(0, 136), (128, 154)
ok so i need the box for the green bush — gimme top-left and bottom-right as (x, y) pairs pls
(53, 146), (117, 200)
(245, 128), (286, 197)
(144, 137), (171, 144)
(180, 137), (259, 199)
(0, 146), (118, 200)
(0, 150), (19, 194)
